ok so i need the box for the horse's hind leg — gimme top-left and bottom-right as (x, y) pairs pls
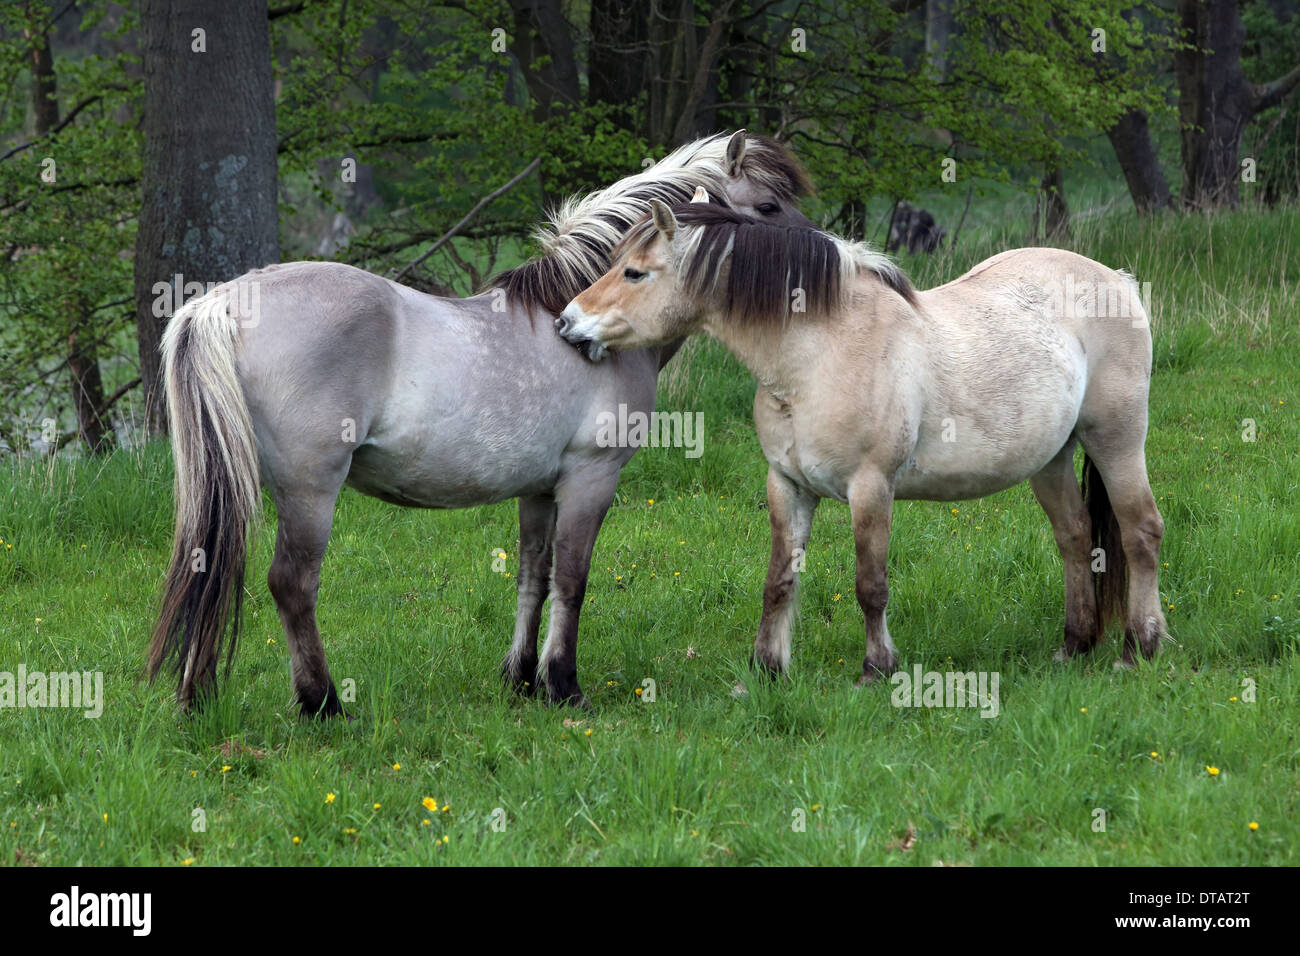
(502, 493), (556, 696)
(1089, 450), (1166, 664)
(267, 483), (346, 717)
(1029, 441), (1100, 659)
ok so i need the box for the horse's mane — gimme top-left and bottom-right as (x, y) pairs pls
(486, 132), (812, 317)
(616, 203), (917, 325)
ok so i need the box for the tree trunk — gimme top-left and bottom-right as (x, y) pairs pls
(1042, 165), (1069, 240)
(1175, 0), (1253, 208)
(1173, 0), (1300, 209)
(133, 0), (280, 435)
(589, 0), (648, 122)
(27, 10), (114, 453)
(507, 0), (581, 122)
(1107, 107), (1172, 213)
(925, 0), (953, 79)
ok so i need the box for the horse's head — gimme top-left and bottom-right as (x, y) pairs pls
(556, 190), (716, 361)
(719, 130), (815, 228)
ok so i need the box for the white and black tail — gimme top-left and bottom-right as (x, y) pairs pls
(147, 289), (260, 711)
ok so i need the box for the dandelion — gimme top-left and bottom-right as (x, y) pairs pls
(373, 803), (381, 810)
(647, 499), (655, 505)
(1149, 751), (1161, 760)
(950, 508), (959, 515)
(1248, 821), (1259, 831)
(1272, 594), (1279, 600)
(422, 818), (431, 826)
(811, 804), (822, 812)
(1206, 765), (1220, 777)
(833, 593), (841, 601)
(674, 571), (681, 577)
(423, 797), (437, 812)
(584, 729), (593, 737)
(343, 828), (357, 835)
(442, 804), (450, 813)
(635, 687), (643, 696)
(441, 834), (449, 844)
(392, 763), (401, 771)
(292, 835), (301, 845)
(182, 857), (195, 866)
(1235, 589), (1244, 595)
(220, 765), (231, 773)
(102, 813), (108, 823)
(325, 792), (336, 804)
(1229, 696), (1238, 702)
(1079, 707), (1087, 714)
(190, 770), (198, 778)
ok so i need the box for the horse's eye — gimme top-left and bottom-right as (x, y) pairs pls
(623, 267), (647, 281)
(757, 202), (779, 216)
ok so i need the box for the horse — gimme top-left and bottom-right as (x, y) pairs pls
(147, 131), (815, 716)
(556, 196), (1169, 685)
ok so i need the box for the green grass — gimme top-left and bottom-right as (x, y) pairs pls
(1, 206), (1297, 865)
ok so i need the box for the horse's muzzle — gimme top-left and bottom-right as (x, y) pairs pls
(554, 311), (607, 362)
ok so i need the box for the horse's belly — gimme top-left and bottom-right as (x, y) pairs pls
(895, 406), (1082, 501)
(345, 429), (560, 508)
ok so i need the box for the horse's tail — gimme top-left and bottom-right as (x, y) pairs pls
(1082, 453), (1127, 638)
(147, 287), (260, 711)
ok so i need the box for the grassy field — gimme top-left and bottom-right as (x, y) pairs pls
(1, 206), (1297, 865)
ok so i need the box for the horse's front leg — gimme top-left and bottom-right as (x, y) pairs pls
(753, 467), (819, 676)
(502, 494), (556, 696)
(537, 466), (620, 707)
(848, 469), (898, 685)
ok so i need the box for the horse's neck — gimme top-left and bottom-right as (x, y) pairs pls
(704, 313), (821, 401)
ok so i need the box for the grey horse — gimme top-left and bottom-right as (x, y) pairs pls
(148, 131), (814, 716)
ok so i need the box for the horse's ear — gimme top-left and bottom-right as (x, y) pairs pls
(649, 199), (677, 240)
(690, 185), (709, 203)
(726, 129), (747, 177)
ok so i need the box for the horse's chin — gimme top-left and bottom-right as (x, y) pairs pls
(574, 338), (608, 362)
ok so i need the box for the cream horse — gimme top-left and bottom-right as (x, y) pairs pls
(556, 194), (1168, 684)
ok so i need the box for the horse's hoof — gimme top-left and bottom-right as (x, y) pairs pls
(1113, 658), (1136, 671)
(299, 683), (346, 719)
(857, 657), (896, 686)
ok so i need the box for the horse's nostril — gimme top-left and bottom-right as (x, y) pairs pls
(555, 316), (570, 335)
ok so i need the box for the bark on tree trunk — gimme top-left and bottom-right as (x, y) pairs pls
(1173, 0), (1300, 209)
(133, 0), (280, 435)
(589, 0), (648, 121)
(1107, 107), (1172, 213)
(1176, 0), (1253, 209)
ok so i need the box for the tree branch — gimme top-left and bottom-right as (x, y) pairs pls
(390, 157), (541, 282)
(1253, 63), (1300, 114)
